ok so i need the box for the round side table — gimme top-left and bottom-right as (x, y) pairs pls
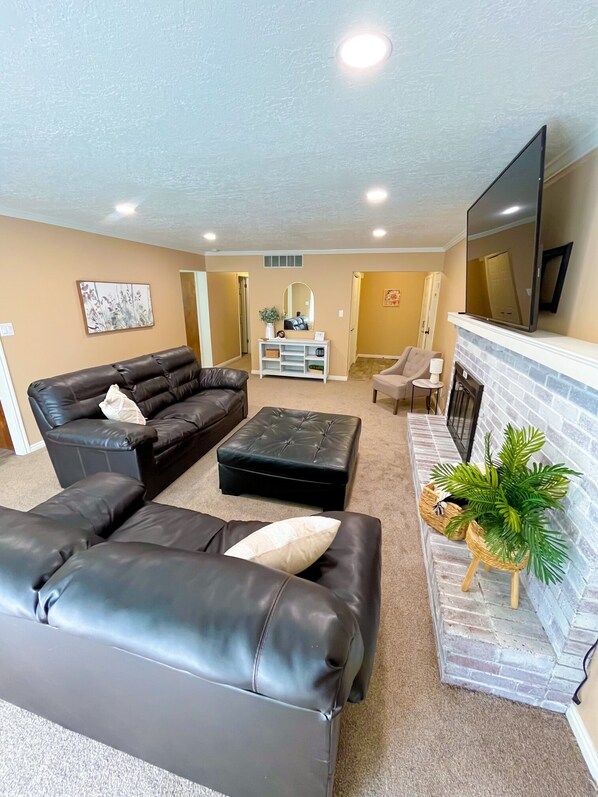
(410, 379), (444, 415)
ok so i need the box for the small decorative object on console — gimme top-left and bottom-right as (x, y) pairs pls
(258, 307), (284, 340)
(276, 330), (285, 338)
(314, 330), (325, 341)
(315, 347), (325, 357)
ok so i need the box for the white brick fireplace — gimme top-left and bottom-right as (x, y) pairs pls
(408, 313), (598, 712)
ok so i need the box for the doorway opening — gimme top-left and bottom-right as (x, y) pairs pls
(348, 271), (442, 381)
(179, 271), (251, 372)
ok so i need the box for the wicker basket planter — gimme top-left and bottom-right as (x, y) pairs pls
(418, 483), (467, 541)
(462, 521), (529, 609)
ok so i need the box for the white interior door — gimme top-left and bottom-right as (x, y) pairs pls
(418, 272), (442, 350)
(238, 276), (249, 354)
(348, 272), (362, 368)
(485, 252), (522, 324)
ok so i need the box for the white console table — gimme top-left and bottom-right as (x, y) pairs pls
(258, 339), (330, 382)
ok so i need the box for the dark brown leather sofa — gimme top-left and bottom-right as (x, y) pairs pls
(0, 473), (381, 797)
(27, 346), (248, 498)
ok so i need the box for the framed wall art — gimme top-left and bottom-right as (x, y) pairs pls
(77, 281), (154, 335)
(383, 288), (401, 307)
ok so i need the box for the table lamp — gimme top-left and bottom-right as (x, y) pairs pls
(429, 358), (444, 385)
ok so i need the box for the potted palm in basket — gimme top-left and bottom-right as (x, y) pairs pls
(430, 424), (579, 608)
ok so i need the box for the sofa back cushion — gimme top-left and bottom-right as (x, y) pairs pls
(28, 365), (125, 428)
(152, 346), (201, 402)
(0, 506), (101, 621)
(114, 354), (176, 419)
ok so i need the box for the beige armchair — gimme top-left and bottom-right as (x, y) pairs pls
(372, 346), (442, 414)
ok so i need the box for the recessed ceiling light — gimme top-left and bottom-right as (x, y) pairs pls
(502, 205), (521, 215)
(372, 228), (387, 238)
(338, 33), (392, 69)
(203, 232), (217, 241)
(366, 188), (388, 204)
(114, 202), (137, 216)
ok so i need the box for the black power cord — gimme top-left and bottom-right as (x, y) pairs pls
(572, 639), (598, 705)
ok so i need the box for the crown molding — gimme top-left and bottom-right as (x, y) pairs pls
(205, 247), (445, 256)
(442, 229), (466, 251)
(544, 126), (598, 184)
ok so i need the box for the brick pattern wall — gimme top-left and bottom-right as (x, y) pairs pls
(455, 328), (598, 703)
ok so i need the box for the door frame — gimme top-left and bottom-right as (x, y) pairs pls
(347, 272), (362, 370)
(0, 338), (31, 455)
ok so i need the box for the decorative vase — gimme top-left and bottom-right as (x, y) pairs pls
(265, 322), (275, 340)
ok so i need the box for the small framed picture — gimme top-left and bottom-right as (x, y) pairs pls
(314, 330), (325, 341)
(383, 289), (401, 307)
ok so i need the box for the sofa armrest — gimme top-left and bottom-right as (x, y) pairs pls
(38, 542), (364, 715)
(199, 367), (249, 391)
(46, 419), (157, 451)
(31, 474), (146, 538)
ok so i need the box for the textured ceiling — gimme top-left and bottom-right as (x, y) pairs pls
(0, 0), (597, 252)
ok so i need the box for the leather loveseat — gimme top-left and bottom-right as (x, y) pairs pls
(27, 346), (248, 498)
(0, 473), (381, 797)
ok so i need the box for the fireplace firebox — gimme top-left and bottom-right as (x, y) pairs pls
(446, 363), (483, 461)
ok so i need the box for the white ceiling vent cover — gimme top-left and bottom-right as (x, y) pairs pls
(264, 255), (303, 268)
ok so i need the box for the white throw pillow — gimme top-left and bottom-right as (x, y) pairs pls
(99, 384), (146, 425)
(224, 516), (340, 574)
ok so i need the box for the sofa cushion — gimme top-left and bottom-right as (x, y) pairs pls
(153, 346), (201, 402)
(153, 393), (228, 430)
(371, 373), (409, 399)
(114, 355), (175, 418)
(145, 418), (198, 454)
(0, 507), (101, 620)
(28, 365), (125, 428)
(108, 502), (229, 550)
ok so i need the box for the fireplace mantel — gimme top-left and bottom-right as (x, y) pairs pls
(448, 313), (598, 389)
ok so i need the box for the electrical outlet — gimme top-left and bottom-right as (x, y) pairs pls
(338, 309), (344, 318)
(0, 322), (14, 337)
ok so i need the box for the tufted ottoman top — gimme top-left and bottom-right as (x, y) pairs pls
(217, 407), (361, 485)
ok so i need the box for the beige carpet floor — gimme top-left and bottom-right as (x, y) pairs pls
(0, 374), (594, 797)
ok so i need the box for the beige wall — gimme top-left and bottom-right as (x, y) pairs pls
(432, 238), (466, 406)
(539, 148), (598, 341)
(206, 252), (444, 376)
(206, 272), (241, 365)
(357, 271), (426, 356)
(0, 216), (204, 445)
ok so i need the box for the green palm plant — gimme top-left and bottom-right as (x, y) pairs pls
(430, 425), (580, 585)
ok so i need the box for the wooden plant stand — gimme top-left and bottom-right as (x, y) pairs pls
(461, 522), (528, 609)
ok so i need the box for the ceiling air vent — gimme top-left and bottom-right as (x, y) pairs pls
(264, 254), (303, 268)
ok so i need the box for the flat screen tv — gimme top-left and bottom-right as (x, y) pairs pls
(466, 126), (546, 332)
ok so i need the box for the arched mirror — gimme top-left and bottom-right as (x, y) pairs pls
(283, 282), (314, 330)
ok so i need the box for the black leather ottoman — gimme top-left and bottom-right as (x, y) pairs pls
(217, 407), (361, 510)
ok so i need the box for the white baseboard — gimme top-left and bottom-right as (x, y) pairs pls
(214, 354), (243, 368)
(28, 440), (46, 454)
(251, 369), (260, 375)
(567, 704), (598, 784)
(357, 353), (401, 360)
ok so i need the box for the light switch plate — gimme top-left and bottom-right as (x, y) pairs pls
(338, 309), (344, 317)
(0, 322), (14, 337)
